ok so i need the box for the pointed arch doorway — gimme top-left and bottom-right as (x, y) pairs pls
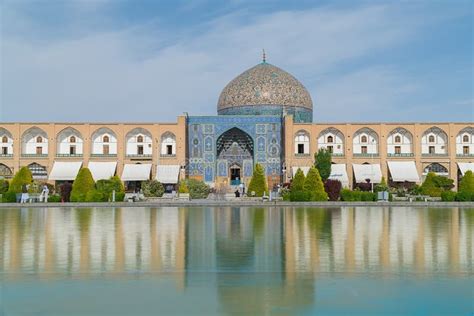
(216, 127), (254, 186)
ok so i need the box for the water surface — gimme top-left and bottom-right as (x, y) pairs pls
(0, 207), (473, 315)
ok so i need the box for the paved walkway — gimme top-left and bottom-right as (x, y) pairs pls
(1, 200), (473, 208)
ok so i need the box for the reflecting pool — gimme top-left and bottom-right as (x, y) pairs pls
(0, 207), (473, 315)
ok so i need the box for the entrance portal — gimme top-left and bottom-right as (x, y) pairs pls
(216, 127), (254, 184)
(230, 164), (241, 185)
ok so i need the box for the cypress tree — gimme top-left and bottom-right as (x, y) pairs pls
(290, 168), (307, 201)
(70, 168), (95, 202)
(8, 166), (33, 193)
(304, 166), (328, 201)
(247, 163), (268, 197)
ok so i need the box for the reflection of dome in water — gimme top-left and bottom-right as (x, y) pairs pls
(217, 57), (313, 122)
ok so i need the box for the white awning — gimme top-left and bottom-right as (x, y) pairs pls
(88, 161), (117, 181)
(387, 161), (420, 182)
(48, 161), (82, 181)
(328, 164), (349, 187)
(292, 166), (310, 177)
(353, 164), (382, 184)
(156, 165), (180, 184)
(121, 164), (152, 181)
(458, 162), (474, 175)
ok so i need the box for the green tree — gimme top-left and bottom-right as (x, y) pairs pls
(420, 172), (453, 197)
(186, 179), (210, 199)
(304, 166), (328, 201)
(314, 148), (332, 181)
(0, 179), (9, 194)
(290, 168), (307, 201)
(459, 170), (474, 194)
(142, 180), (164, 197)
(178, 180), (189, 194)
(70, 168), (95, 202)
(247, 163), (268, 197)
(8, 166), (33, 193)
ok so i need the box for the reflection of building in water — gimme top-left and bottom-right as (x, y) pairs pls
(0, 207), (187, 287)
(0, 207), (472, 289)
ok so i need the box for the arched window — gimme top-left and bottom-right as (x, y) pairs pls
(70, 136), (76, 143)
(361, 135), (368, 143)
(424, 163), (448, 174)
(36, 136), (43, 143)
(27, 162), (48, 179)
(1, 136), (7, 143)
(161, 132), (176, 156)
(395, 135), (401, 143)
(137, 135), (144, 143)
(294, 131), (310, 154)
(327, 136), (333, 143)
(463, 135), (469, 143)
(103, 135), (109, 143)
(0, 164), (13, 178)
(428, 135), (435, 143)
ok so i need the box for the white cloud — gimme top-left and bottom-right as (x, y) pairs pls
(0, 3), (470, 122)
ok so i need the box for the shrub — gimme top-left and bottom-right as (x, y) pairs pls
(247, 163), (268, 197)
(360, 192), (376, 201)
(178, 181), (189, 194)
(96, 176), (125, 201)
(48, 194), (62, 202)
(70, 168), (95, 202)
(324, 179), (342, 201)
(115, 192), (125, 202)
(0, 179), (9, 194)
(421, 172), (454, 197)
(281, 188), (291, 201)
(291, 168), (305, 192)
(456, 191), (472, 202)
(441, 191), (456, 202)
(142, 180), (165, 197)
(85, 189), (106, 202)
(2, 191), (17, 202)
(459, 170), (474, 194)
(304, 167), (328, 201)
(186, 179), (210, 199)
(340, 188), (354, 201)
(60, 182), (73, 202)
(290, 190), (310, 201)
(314, 148), (332, 181)
(8, 166), (33, 194)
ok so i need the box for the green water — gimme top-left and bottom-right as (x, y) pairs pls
(0, 207), (473, 315)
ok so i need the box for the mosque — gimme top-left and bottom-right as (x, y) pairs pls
(0, 54), (473, 191)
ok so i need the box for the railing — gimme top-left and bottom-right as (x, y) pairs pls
(126, 154), (153, 159)
(353, 153), (379, 158)
(21, 154), (48, 158)
(387, 153), (414, 157)
(0, 154), (13, 158)
(90, 153), (117, 158)
(56, 153), (83, 158)
(294, 153), (310, 157)
(421, 153), (448, 157)
(331, 153), (345, 157)
(456, 154), (474, 157)
(160, 154), (176, 158)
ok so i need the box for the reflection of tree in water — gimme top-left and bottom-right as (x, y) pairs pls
(75, 208), (93, 272)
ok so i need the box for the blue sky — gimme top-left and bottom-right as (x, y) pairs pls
(1, 0), (472, 122)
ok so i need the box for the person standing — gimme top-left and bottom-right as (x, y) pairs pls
(41, 184), (49, 203)
(21, 184), (28, 203)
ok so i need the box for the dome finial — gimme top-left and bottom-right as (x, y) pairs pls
(262, 49), (266, 63)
